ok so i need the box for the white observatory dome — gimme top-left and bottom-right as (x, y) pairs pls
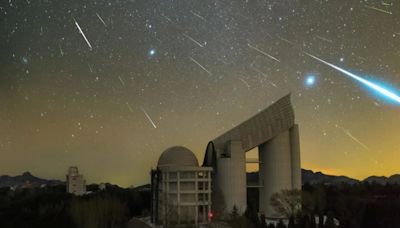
(157, 146), (199, 167)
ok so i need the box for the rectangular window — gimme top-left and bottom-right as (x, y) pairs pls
(180, 182), (195, 191)
(168, 172), (177, 179)
(180, 172), (195, 179)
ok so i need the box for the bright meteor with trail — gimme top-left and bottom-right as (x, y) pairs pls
(304, 52), (400, 104)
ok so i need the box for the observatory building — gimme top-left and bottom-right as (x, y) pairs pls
(203, 94), (301, 218)
(151, 146), (212, 227)
(151, 95), (301, 226)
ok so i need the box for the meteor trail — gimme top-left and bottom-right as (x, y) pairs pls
(141, 107), (157, 129)
(126, 103), (134, 113)
(190, 57), (212, 75)
(88, 64), (93, 73)
(315, 35), (333, 43)
(364, 5), (392, 15)
(269, 81), (278, 88)
(58, 43), (64, 56)
(276, 36), (293, 44)
(239, 78), (250, 89)
(96, 13), (107, 27)
(73, 18), (93, 50)
(336, 125), (370, 151)
(118, 76), (125, 86)
(183, 33), (204, 48)
(190, 10), (207, 22)
(248, 43), (280, 62)
(304, 52), (400, 104)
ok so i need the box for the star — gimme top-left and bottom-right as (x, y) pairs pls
(305, 75), (317, 87)
(148, 49), (156, 56)
(21, 56), (28, 64)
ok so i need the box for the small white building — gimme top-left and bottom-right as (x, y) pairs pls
(151, 146), (212, 227)
(66, 166), (86, 196)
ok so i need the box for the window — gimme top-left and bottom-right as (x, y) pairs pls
(180, 172), (195, 179)
(168, 172), (177, 179)
(180, 182), (195, 191)
(181, 193), (195, 203)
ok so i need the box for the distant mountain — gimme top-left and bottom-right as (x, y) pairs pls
(364, 174), (400, 185)
(247, 169), (400, 185)
(247, 169), (360, 185)
(301, 169), (359, 185)
(0, 172), (64, 188)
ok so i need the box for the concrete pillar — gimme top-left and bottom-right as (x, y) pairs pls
(290, 125), (301, 190)
(259, 130), (293, 218)
(177, 172), (181, 225)
(216, 140), (247, 215)
(195, 172), (198, 225)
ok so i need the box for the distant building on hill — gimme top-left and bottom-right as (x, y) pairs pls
(66, 166), (86, 195)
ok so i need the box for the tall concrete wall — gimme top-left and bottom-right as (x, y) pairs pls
(290, 124), (301, 190)
(216, 140), (247, 214)
(259, 130), (293, 218)
(202, 95), (301, 219)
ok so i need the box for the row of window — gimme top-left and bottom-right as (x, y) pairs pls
(165, 182), (210, 191)
(167, 171), (210, 179)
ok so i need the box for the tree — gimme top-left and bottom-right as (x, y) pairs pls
(310, 215), (317, 228)
(277, 220), (286, 228)
(325, 212), (336, 228)
(270, 189), (302, 220)
(70, 195), (128, 228)
(288, 216), (296, 228)
(259, 213), (267, 228)
(231, 205), (239, 220)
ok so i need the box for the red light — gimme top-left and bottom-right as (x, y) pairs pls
(208, 212), (214, 218)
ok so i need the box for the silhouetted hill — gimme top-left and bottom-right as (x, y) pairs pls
(247, 169), (360, 185)
(301, 169), (359, 185)
(364, 174), (400, 185)
(0, 172), (63, 188)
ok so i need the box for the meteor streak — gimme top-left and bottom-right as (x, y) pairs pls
(364, 5), (392, 14)
(190, 57), (212, 75)
(141, 107), (157, 129)
(183, 33), (204, 48)
(248, 43), (280, 62)
(315, 35), (333, 43)
(118, 76), (125, 86)
(190, 10), (207, 22)
(73, 18), (93, 50)
(276, 36), (293, 44)
(336, 125), (370, 151)
(239, 78), (250, 89)
(58, 43), (64, 56)
(304, 52), (400, 104)
(96, 13), (107, 27)
(126, 103), (134, 113)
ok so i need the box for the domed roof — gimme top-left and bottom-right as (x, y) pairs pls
(157, 146), (199, 167)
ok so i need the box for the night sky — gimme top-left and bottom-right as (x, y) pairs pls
(1, 0), (399, 187)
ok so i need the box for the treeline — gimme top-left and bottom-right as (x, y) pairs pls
(230, 182), (400, 228)
(0, 184), (150, 228)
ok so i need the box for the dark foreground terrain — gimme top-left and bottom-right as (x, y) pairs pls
(1, 180), (400, 227)
(0, 184), (150, 228)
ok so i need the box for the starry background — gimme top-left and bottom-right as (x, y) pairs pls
(1, 0), (399, 187)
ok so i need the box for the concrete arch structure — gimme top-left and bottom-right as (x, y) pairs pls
(203, 95), (301, 218)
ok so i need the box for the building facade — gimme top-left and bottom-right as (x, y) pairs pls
(66, 166), (86, 196)
(151, 146), (212, 227)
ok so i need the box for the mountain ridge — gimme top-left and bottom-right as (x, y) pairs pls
(247, 169), (400, 185)
(0, 172), (63, 188)
(1, 169), (400, 189)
